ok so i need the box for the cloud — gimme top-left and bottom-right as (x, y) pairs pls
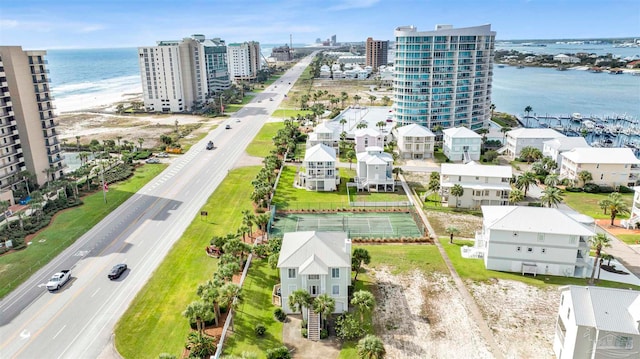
(0, 19), (19, 28)
(328, 0), (380, 11)
(78, 24), (106, 33)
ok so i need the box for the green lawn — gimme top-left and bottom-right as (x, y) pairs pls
(271, 109), (312, 119)
(114, 166), (260, 359)
(617, 234), (640, 245)
(272, 166), (353, 210)
(563, 191), (633, 220)
(439, 238), (640, 290)
(222, 259), (283, 358)
(433, 149), (448, 163)
(245, 122), (285, 158)
(361, 244), (447, 275)
(349, 186), (410, 204)
(337, 272), (376, 359)
(0, 164), (167, 299)
(225, 95), (256, 113)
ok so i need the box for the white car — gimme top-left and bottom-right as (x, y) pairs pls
(47, 270), (71, 291)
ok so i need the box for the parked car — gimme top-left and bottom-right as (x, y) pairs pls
(108, 264), (127, 280)
(145, 158), (160, 164)
(156, 152), (169, 158)
(206, 141), (214, 150)
(47, 270), (71, 291)
(225, 124), (231, 129)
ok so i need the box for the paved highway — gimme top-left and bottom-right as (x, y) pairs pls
(0, 53), (315, 359)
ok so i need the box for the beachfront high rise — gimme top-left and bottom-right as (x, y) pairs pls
(393, 24), (496, 131)
(366, 37), (389, 71)
(0, 46), (65, 191)
(138, 35), (231, 113)
(227, 41), (261, 82)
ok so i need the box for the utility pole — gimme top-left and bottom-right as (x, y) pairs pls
(101, 164), (107, 204)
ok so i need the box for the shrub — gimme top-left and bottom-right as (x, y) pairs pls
(598, 186), (615, 193)
(273, 308), (287, 322)
(301, 328), (308, 338)
(335, 313), (365, 341)
(301, 319), (307, 328)
(255, 323), (266, 336)
(527, 202), (542, 207)
(320, 328), (328, 339)
(583, 183), (600, 193)
(266, 346), (291, 359)
(619, 185), (634, 193)
(565, 186), (583, 192)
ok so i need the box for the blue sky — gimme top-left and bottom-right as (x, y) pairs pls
(1, 0), (638, 49)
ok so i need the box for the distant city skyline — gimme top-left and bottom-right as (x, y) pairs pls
(1, 0), (639, 50)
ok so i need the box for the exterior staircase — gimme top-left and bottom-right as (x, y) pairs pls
(463, 150), (471, 163)
(307, 309), (321, 341)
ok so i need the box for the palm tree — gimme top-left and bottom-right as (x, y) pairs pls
(508, 188), (524, 204)
(313, 293), (335, 330)
(352, 248), (371, 282)
(197, 280), (221, 326)
(241, 209), (255, 238)
(500, 126), (511, 144)
(339, 118), (347, 132)
(489, 103), (496, 120)
(288, 289), (312, 318)
(219, 282), (242, 316)
(376, 121), (385, 131)
(577, 170), (593, 187)
(340, 91), (348, 107)
(598, 253), (615, 280)
(356, 122), (368, 129)
(603, 192), (630, 226)
(540, 186), (563, 208)
(346, 150), (356, 169)
(515, 172), (536, 197)
(445, 226), (459, 244)
(351, 290), (375, 322)
(75, 135), (81, 151)
(450, 184), (464, 208)
(357, 335), (386, 359)
(137, 137), (145, 150)
(183, 300), (209, 334)
(544, 173), (560, 187)
(368, 95), (377, 106)
(476, 128), (489, 143)
(524, 105), (533, 127)
(381, 96), (391, 106)
(353, 94), (361, 105)
(588, 233), (612, 285)
(392, 167), (403, 180)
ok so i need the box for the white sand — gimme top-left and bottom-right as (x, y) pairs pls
(54, 84), (142, 113)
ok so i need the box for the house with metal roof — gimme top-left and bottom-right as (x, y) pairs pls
(478, 206), (595, 278)
(354, 128), (384, 153)
(440, 162), (512, 209)
(559, 147), (640, 188)
(554, 286), (640, 358)
(355, 146), (395, 192)
(307, 121), (340, 153)
(505, 128), (565, 159)
(276, 231), (351, 317)
(543, 137), (590, 169)
(296, 144), (339, 191)
(442, 127), (482, 163)
(393, 123), (435, 159)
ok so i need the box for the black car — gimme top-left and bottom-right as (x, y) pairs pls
(206, 141), (214, 150)
(108, 264), (127, 280)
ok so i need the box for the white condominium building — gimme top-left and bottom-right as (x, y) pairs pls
(227, 41), (261, 82)
(138, 34), (230, 113)
(393, 24), (496, 131)
(0, 46), (65, 191)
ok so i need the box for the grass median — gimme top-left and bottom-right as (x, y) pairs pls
(114, 166), (260, 359)
(245, 122), (285, 158)
(0, 164), (167, 299)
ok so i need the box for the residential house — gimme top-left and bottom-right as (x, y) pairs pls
(355, 147), (395, 192)
(442, 127), (482, 163)
(277, 231), (351, 317)
(553, 54), (581, 64)
(440, 162), (512, 209)
(307, 121), (340, 153)
(554, 286), (640, 359)
(505, 128), (565, 159)
(622, 187), (640, 229)
(543, 137), (590, 170)
(354, 128), (384, 153)
(559, 148), (640, 188)
(479, 206), (595, 278)
(296, 144), (339, 191)
(394, 123), (435, 159)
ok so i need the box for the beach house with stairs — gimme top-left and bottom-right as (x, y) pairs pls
(307, 120), (340, 154)
(355, 146), (395, 192)
(296, 144), (339, 192)
(354, 128), (384, 153)
(442, 127), (481, 163)
(440, 162), (512, 209)
(393, 123), (435, 159)
(276, 231), (351, 341)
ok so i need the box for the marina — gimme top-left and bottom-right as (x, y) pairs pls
(518, 112), (640, 156)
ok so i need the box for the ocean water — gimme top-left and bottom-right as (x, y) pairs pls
(45, 45), (640, 119)
(496, 42), (640, 59)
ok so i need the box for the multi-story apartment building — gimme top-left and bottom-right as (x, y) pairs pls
(559, 147), (640, 188)
(365, 37), (389, 71)
(479, 206), (595, 278)
(227, 41), (261, 82)
(393, 24), (496, 131)
(0, 46), (65, 191)
(138, 35), (230, 113)
(271, 45), (293, 62)
(440, 162), (512, 208)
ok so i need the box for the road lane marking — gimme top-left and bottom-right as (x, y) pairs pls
(91, 288), (100, 298)
(52, 325), (66, 339)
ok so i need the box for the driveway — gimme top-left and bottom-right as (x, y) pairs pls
(282, 314), (341, 359)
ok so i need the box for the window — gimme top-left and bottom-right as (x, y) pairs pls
(332, 285), (339, 295)
(308, 274), (319, 280)
(541, 248), (547, 254)
(537, 233), (545, 242)
(527, 247), (533, 253)
(288, 268), (296, 278)
(331, 268), (340, 278)
(516, 246), (521, 252)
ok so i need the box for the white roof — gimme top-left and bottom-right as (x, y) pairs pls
(441, 162), (512, 178)
(395, 123), (435, 137)
(354, 128), (382, 137)
(443, 127), (481, 138)
(314, 121), (335, 134)
(277, 231), (350, 269)
(562, 286), (640, 335)
(543, 137), (590, 151)
(481, 206), (595, 236)
(304, 144), (336, 162)
(356, 149), (393, 164)
(561, 147), (640, 164)
(507, 128), (566, 139)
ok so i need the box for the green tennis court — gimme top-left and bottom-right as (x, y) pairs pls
(270, 212), (424, 238)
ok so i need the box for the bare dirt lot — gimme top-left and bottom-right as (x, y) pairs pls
(370, 267), (557, 359)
